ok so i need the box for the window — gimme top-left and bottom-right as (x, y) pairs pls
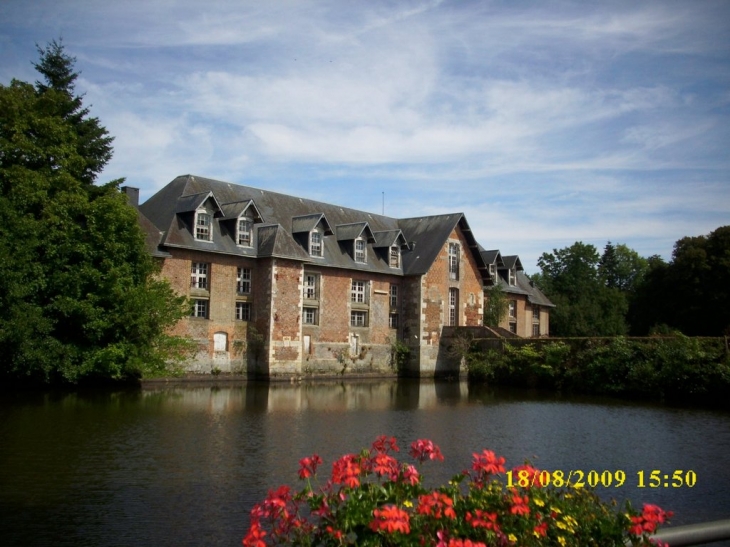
(354, 238), (366, 263)
(389, 284), (398, 309)
(191, 299), (208, 318)
(303, 274), (319, 300)
(448, 243), (460, 280)
(389, 313), (399, 329)
(236, 302), (251, 321)
(214, 332), (228, 352)
(509, 322), (517, 334)
(237, 218), (253, 246)
(195, 211), (212, 241)
(509, 268), (516, 286)
(310, 230), (322, 257)
(449, 288), (459, 326)
(191, 262), (209, 289)
(532, 307), (540, 321)
(303, 307), (318, 325)
(390, 245), (400, 268)
(351, 310), (367, 327)
(489, 264), (495, 278)
(509, 300), (516, 318)
(532, 324), (540, 337)
(237, 267), (251, 294)
(351, 280), (367, 303)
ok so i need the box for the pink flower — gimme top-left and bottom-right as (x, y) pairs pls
(410, 439), (445, 463)
(372, 435), (400, 454)
(402, 464), (421, 485)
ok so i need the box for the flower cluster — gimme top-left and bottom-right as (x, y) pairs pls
(244, 436), (671, 547)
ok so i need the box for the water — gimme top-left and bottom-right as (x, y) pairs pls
(1, 380), (729, 546)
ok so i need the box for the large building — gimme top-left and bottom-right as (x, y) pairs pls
(132, 176), (552, 378)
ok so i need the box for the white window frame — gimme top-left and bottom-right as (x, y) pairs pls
(303, 274), (319, 300)
(354, 238), (366, 263)
(236, 301), (251, 321)
(509, 268), (516, 286)
(303, 307), (318, 325)
(390, 245), (400, 268)
(389, 313), (399, 329)
(237, 267), (251, 294)
(191, 262), (209, 289)
(195, 210), (212, 241)
(310, 230), (323, 257)
(509, 300), (516, 318)
(389, 284), (398, 309)
(192, 299), (208, 318)
(350, 310), (368, 327)
(449, 288), (458, 326)
(351, 280), (366, 303)
(237, 217), (253, 247)
(448, 243), (460, 280)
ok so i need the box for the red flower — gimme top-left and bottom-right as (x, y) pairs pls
(510, 493), (530, 516)
(372, 435), (400, 454)
(298, 454), (323, 480)
(331, 454), (362, 489)
(511, 464), (548, 487)
(472, 450), (506, 477)
(465, 509), (499, 531)
(372, 453), (400, 480)
(370, 505), (411, 534)
(630, 504), (673, 536)
(533, 521), (549, 537)
(410, 439), (445, 463)
(242, 521), (267, 547)
(326, 525), (344, 540)
(417, 492), (457, 520)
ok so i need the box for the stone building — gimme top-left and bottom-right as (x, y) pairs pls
(480, 249), (554, 338)
(132, 175), (551, 378)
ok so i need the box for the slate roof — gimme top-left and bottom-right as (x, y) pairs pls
(139, 175), (491, 280)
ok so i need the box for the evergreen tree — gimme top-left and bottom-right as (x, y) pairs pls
(0, 41), (188, 384)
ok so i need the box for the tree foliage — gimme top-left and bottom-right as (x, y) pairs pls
(535, 242), (628, 336)
(629, 226), (730, 335)
(0, 40), (189, 384)
(483, 283), (509, 328)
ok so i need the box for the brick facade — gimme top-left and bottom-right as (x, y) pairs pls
(137, 175), (550, 378)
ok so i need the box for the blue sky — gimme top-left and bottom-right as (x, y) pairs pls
(2, 0), (729, 272)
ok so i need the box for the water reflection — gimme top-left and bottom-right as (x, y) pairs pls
(1, 380), (729, 547)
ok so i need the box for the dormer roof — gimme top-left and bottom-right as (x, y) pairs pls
(174, 191), (222, 215)
(336, 222), (376, 243)
(292, 213), (333, 236)
(373, 230), (408, 248)
(219, 199), (264, 223)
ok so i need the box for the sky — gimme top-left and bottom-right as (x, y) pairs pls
(2, 0), (729, 273)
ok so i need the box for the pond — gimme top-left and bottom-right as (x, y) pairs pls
(1, 379), (729, 546)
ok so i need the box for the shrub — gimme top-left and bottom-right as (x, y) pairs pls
(243, 436), (671, 547)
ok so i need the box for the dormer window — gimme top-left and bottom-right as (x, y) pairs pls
(310, 230), (323, 257)
(489, 264), (496, 278)
(390, 245), (400, 268)
(509, 268), (516, 286)
(237, 217), (253, 247)
(195, 210), (212, 241)
(354, 238), (366, 263)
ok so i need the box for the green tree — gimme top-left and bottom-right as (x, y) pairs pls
(483, 283), (509, 327)
(535, 242), (628, 336)
(0, 41), (189, 384)
(630, 226), (730, 335)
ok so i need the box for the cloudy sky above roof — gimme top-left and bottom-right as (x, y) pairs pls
(2, 0), (729, 272)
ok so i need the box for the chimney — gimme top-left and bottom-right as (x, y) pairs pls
(121, 186), (139, 207)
